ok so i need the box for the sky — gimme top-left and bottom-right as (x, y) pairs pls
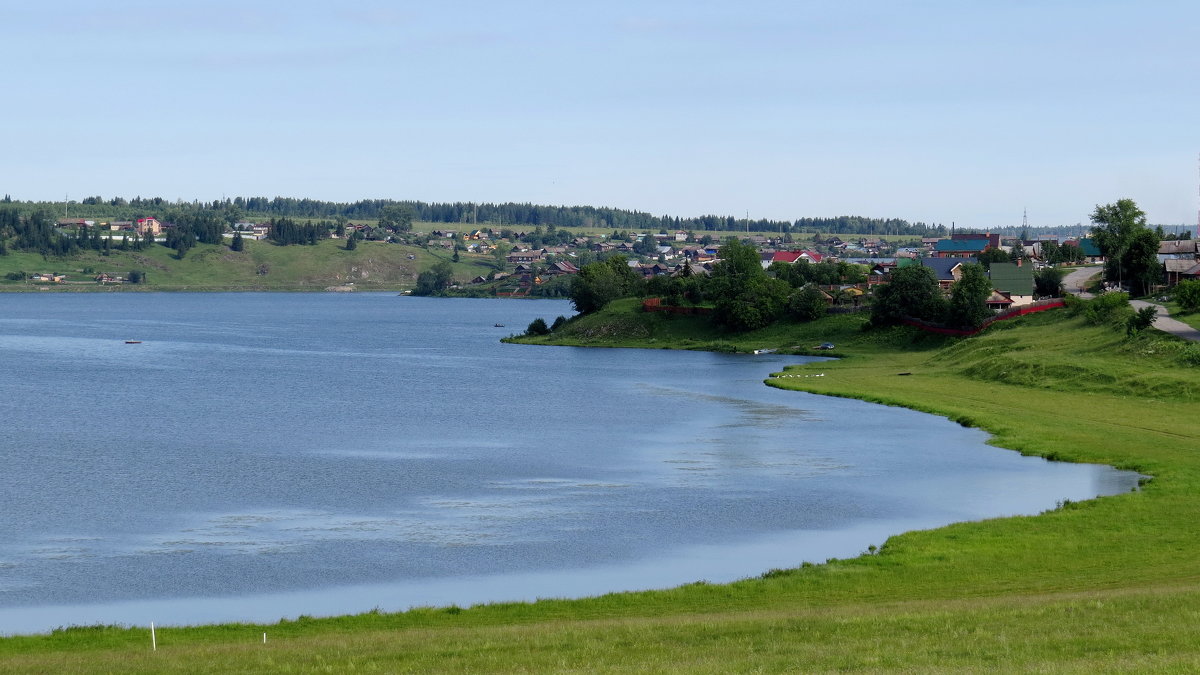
(5, 1), (1199, 229)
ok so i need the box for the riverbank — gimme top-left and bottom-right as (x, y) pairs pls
(4, 303), (1200, 672)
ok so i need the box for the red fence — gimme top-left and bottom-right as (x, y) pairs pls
(901, 298), (1066, 336)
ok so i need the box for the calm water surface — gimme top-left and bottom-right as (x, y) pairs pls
(0, 293), (1137, 634)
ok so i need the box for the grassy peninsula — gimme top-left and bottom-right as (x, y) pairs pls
(4, 300), (1200, 672)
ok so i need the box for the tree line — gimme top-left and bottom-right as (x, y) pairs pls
(1, 194), (945, 237)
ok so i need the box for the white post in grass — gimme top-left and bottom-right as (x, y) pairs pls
(263, 632), (267, 644)
(151, 622), (157, 651)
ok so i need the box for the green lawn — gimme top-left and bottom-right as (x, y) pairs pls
(4, 302), (1200, 672)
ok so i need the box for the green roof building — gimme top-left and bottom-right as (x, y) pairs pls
(988, 262), (1034, 297)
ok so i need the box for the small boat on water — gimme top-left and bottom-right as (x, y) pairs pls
(752, 348), (776, 355)
(124, 341), (142, 344)
(494, 323), (505, 327)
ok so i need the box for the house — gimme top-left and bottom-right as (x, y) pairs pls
(985, 290), (1016, 310)
(952, 232), (1002, 249)
(770, 250), (824, 265)
(506, 250), (544, 264)
(988, 262), (1035, 306)
(135, 218), (162, 236)
(672, 262), (711, 277)
(1159, 240), (1199, 258)
(674, 230), (688, 242)
(918, 258), (965, 290)
(1077, 238), (1104, 263)
(933, 238), (989, 258)
(546, 261), (580, 275)
(1164, 259), (1200, 285)
(57, 218), (95, 227)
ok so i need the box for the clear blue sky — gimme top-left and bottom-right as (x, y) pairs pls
(6, 1), (1198, 228)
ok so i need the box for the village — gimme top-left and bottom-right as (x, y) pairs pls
(14, 215), (1200, 309)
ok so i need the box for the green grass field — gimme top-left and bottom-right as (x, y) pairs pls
(4, 301), (1200, 672)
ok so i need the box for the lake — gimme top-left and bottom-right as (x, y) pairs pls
(0, 293), (1138, 635)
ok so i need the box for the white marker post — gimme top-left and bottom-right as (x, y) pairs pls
(263, 632), (267, 644)
(150, 622), (157, 651)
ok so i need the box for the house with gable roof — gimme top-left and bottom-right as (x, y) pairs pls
(918, 258), (965, 290)
(988, 261), (1035, 306)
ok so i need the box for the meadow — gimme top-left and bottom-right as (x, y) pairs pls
(3, 299), (1200, 672)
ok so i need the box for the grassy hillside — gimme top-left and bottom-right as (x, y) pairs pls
(0, 239), (501, 291)
(4, 304), (1200, 672)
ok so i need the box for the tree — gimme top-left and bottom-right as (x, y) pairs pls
(1033, 267), (1065, 298)
(946, 263), (993, 329)
(788, 284), (829, 322)
(413, 261), (454, 295)
(345, 233), (358, 251)
(871, 264), (946, 326)
(1009, 242), (1026, 262)
(127, 269), (146, 284)
(230, 231), (244, 252)
(569, 255), (640, 314)
(525, 318), (551, 336)
(709, 238), (790, 331)
(1127, 305), (1158, 336)
(975, 248), (1009, 269)
(165, 226), (196, 259)
(1090, 199), (1160, 296)
(378, 205), (413, 233)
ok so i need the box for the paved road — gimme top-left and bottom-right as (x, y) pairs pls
(1060, 265), (1200, 342)
(1062, 265), (1101, 299)
(1130, 300), (1200, 342)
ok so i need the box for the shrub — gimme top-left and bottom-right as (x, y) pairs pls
(525, 318), (551, 336)
(1034, 267), (1066, 297)
(1083, 292), (1132, 326)
(1126, 305), (1158, 336)
(550, 315), (568, 332)
(1174, 279), (1200, 312)
(788, 284), (830, 322)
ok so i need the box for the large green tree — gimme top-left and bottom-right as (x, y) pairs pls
(1033, 267), (1065, 298)
(378, 205), (413, 233)
(413, 261), (454, 296)
(870, 264), (946, 326)
(1090, 199), (1161, 296)
(569, 255), (641, 314)
(788, 284), (830, 322)
(709, 239), (790, 331)
(946, 263), (993, 329)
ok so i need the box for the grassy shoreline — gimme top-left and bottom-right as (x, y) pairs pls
(4, 301), (1200, 671)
